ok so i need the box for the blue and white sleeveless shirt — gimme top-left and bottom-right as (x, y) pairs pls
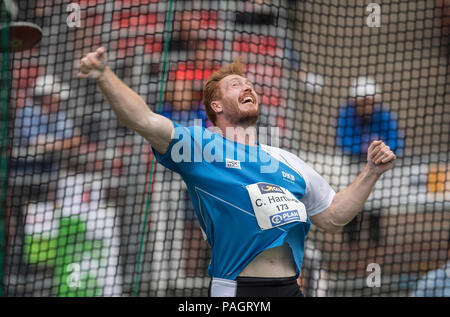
(153, 122), (335, 280)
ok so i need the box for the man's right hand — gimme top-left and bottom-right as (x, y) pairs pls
(77, 47), (108, 81)
(75, 47), (174, 155)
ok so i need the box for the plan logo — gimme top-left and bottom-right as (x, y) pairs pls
(257, 183), (284, 194)
(270, 210), (300, 226)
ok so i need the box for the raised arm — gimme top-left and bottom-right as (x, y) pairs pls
(77, 47), (173, 154)
(310, 140), (396, 233)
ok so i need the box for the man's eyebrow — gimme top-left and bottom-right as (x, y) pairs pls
(228, 77), (241, 84)
(226, 77), (253, 87)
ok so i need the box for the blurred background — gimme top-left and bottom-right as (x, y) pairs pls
(0, 0), (449, 297)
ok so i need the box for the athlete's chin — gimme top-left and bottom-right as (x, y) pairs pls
(235, 111), (259, 126)
(225, 103), (259, 126)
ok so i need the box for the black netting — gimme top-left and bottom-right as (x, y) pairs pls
(1, 0), (449, 297)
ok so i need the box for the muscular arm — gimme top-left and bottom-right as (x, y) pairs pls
(310, 140), (396, 233)
(77, 47), (173, 154)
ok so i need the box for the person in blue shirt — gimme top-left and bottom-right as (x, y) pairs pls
(78, 47), (397, 297)
(336, 76), (404, 158)
(11, 75), (83, 176)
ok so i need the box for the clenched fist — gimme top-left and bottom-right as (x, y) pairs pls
(77, 47), (108, 80)
(367, 140), (396, 175)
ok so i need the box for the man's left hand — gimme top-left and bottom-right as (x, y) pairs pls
(367, 140), (396, 175)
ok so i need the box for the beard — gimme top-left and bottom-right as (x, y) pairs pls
(233, 108), (259, 126)
(224, 100), (259, 127)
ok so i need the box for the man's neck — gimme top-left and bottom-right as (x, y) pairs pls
(214, 121), (257, 146)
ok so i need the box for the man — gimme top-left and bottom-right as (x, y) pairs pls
(78, 47), (396, 297)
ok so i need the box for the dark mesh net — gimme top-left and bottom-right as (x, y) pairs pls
(1, 0), (449, 297)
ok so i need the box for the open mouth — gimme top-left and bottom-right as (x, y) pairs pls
(240, 95), (255, 105)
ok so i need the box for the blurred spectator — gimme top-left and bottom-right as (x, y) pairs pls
(11, 74), (83, 176)
(336, 76), (404, 245)
(336, 76), (404, 158)
(410, 259), (450, 297)
(9, 73), (85, 226)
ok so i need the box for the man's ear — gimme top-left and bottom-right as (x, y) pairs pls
(210, 101), (223, 114)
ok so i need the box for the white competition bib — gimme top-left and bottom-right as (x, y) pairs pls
(245, 182), (307, 230)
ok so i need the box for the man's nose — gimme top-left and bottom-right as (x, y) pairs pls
(243, 85), (252, 92)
